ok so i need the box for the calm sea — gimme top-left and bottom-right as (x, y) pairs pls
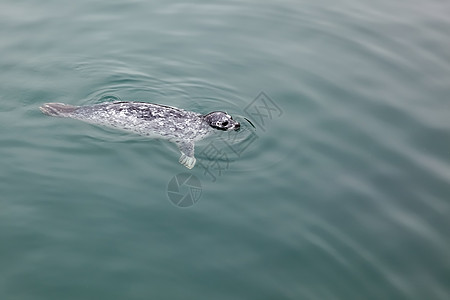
(1, 0), (449, 299)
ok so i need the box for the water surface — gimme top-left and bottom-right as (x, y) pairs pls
(1, 0), (449, 299)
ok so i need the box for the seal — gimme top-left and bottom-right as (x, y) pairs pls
(40, 101), (240, 169)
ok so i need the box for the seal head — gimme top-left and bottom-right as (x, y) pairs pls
(203, 111), (240, 131)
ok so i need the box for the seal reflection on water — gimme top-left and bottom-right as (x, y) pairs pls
(40, 101), (240, 169)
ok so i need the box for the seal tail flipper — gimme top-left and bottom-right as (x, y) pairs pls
(40, 103), (79, 117)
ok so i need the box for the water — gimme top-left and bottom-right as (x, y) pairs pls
(1, 0), (449, 299)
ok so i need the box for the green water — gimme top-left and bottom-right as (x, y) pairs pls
(1, 0), (449, 299)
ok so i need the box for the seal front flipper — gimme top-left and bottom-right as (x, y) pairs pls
(175, 140), (196, 169)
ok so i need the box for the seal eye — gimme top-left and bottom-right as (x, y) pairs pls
(222, 121), (228, 126)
